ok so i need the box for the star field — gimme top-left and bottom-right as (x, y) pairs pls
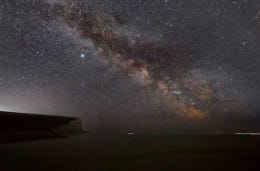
(0, 0), (259, 133)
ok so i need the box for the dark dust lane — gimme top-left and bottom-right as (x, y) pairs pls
(0, 0), (260, 132)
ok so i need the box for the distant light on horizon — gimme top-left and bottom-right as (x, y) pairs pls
(128, 132), (136, 135)
(235, 133), (260, 136)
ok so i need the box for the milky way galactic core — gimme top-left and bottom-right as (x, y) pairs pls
(0, 0), (259, 133)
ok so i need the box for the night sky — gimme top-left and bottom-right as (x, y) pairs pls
(0, 0), (259, 133)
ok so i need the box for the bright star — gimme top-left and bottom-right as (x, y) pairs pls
(80, 53), (85, 58)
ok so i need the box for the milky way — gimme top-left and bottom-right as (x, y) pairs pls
(0, 0), (259, 133)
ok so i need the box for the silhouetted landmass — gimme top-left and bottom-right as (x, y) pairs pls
(0, 111), (82, 143)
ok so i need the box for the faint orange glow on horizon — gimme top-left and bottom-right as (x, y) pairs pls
(185, 107), (208, 120)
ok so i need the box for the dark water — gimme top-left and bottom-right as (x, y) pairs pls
(1, 134), (260, 171)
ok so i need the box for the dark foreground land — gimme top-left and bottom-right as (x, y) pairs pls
(1, 134), (260, 171)
(0, 111), (81, 143)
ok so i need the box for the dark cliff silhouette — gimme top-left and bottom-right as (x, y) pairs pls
(0, 111), (82, 143)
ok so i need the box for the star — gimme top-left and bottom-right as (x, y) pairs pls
(80, 53), (85, 59)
